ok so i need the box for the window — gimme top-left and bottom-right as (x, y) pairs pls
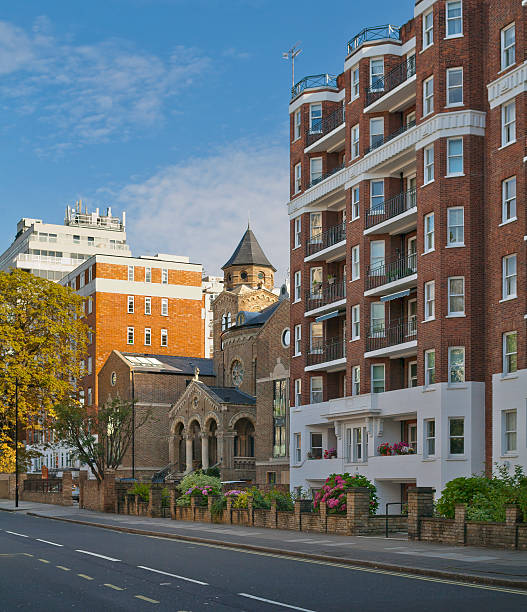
(294, 379), (301, 407)
(503, 410), (517, 453)
(370, 303), (385, 336)
(370, 118), (384, 149)
(87, 296), (93, 314)
(73, 235), (80, 244)
(88, 266), (93, 283)
(423, 10), (433, 48)
(87, 388), (93, 406)
(294, 433), (301, 463)
(79, 273), (85, 289)
(351, 305), (360, 340)
(161, 328), (168, 347)
(370, 58), (384, 91)
(294, 324), (302, 356)
(423, 76), (434, 116)
(447, 138), (463, 175)
(310, 212), (322, 243)
(424, 144), (434, 184)
(370, 180), (384, 213)
(272, 379), (288, 458)
(145, 297), (152, 315)
(127, 296), (134, 314)
(310, 267), (322, 296)
(370, 240), (385, 275)
(352, 65), (360, 99)
(352, 365), (360, 396)
(310, 432), (323, 458)
(408, 234), (417, 270)
(351, 124), (360, 159)
(353, 427), (366, 462)
(408, 299), (417, 335)
(447, 207), (464, 245)
(144, 328), (151, 346)
(502, 101), (516, 146)
(501, 23), (515, 70)
(161, 298), (168, 316)
(446, 1), (462, 37)
(425, 349), (436, 385)
(448, 347), (465, 383)
(310, 322), (323, 353)
(449, 418), (465, 455)
(294, 163), (302, 194)
(310, 157), (323, 184)
(424, 213), (434, 252)
(351, 245), (360, 280)
(310, 377), (323, 404)
(294, 271), (301, 301)
(227, 312), (232, 328)
(294, 109), (301, 140)
(424, 420), (436, 456)
(145, 267), (152, 283)
(424, 280), (435, 319)
(127, 327), (134, 344)
(310, 103), (322, 133)
(128, 265), (134, 282)
(87, 236), (94, 246)
(294, 217), (301, 247)
(502, 254), (517, 299)
(446, 68), (463, 106)
(408, 362), (418, 388)
(351, 186), (360, 220)
(221, 314), (227, 331)
(448, 277), (465, 315)
(503, 331), (518, 374)
(502, 177), (516, 222)
(281, 328), (290, 347)
(162, 268), (168, 284)
(371, 364), (385, 393)
(87, 357), (92, 375)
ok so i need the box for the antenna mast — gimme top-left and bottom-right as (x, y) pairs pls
(282, 43), (302, 88)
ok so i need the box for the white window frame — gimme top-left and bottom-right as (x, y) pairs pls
(447, 276), (465, 316)
(310, 321), (323, 354)
(87, 357), (92, 375)
(87, 296), (93, 314)
(87, 388), (93, 406)
(294, 217), (302, 248)
(424, 213), (435, 253)
(294, 109), (301, 140)
(501, 23), (515, 71)
(370, 302), (385, 336)
(294, 433), (302, 463)
(294, 270), (301, 302)
(161, 298), (168, 316)
(127, 327), (134, 345)
(423, 144), (434, 185)
(445, 1), (463, 39)
(145, 296), (152, 315)
(371, 364), (385, 394)
(351, 304), (360, 340)
(408, 361), (418, 388)
(503, 331), (518, 375)
(294, 379), (301, 407)
(309, 103), (322, 133)
(162, 268), (168, 284)
(424, 281), (435, 321)
(310, 212), (322, 243)
(353, 427), (366, 463)
(369, 118), (384, 149)
(502, 177), (517, 223)
(145, 267), (152, 283)
(144, 327), (151, 346)
(425, 349), (435, 385)
(446, 67), (463, 107)
(128, 265), (134, 282)
(447, 207), (464, 246)
(310, 157), (323, 184)
(294, 162), (302, 194)
(310, 377), (323, 404)
(423, 76), (434, 117)
(448, 346), (465, 384)
(424, 419), (436, 457)
(408, 299), (417, 335)
(161, 328), (168, 347)
(370, 179), (384, 213)
(351, 124), (360, 159)
(351, 245), (360, 281)
(447, 137), (463, 176)
(294, 324), (302, 356)
(449, 417), (465, 455)
(352, 365), (360, 396)
(502, 254), (517, 299)
(351, 65), (360, 99)
(503, 410), (517, 454)
(423, 10), (434, 49)
(502, 101), (516, 147)
(127, 296), (134, 314)
(351, 186), (360, 220)
(370, 58), (384, 92)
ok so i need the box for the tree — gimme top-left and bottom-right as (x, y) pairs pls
(53, 397), (151, 482)
(0, 269), (88, 472)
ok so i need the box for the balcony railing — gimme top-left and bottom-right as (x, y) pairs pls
(366, 55), (416, 107)
(306, 222), (346, 257)
(307, 337), (346, 366)
(347, 24), (401, 55)
(308, 164), (345, 189)
(233, 457), (256, 470)
(365, 119), (416, 156)
(306, 105), (345, 147)
(306, 281), (346, 310)
(366, 318), (417, 352)
(291, 74), (338, 100)
(365, 188), (417, 230)
(366, 253), (417, 291)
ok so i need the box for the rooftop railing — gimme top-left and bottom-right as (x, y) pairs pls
(306, 105), (345, 147)
(307, 337), (346, 366)
(291, 74), (338, 100)
(366, 55), (416, 107)
(366, 318), (417, 352)
(365, 188), (417, 230)
(308, 163), (345, 189)
(306, 280), (346, 310)
(306, 222), (346, 257)
(366, 252), (417, 291)
(347, 24), (401, 56)
(365, 119), (416, 156)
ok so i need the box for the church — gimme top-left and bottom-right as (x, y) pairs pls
(168, 226), (291, 487)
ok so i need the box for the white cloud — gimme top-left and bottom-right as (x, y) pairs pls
(117, 141), (290, 283)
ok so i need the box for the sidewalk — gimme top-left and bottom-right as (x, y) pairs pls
(2, 499), (527, 589)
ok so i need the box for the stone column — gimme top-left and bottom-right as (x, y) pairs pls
(407, 487), (435, 541)
(102, 470), (116, 513)
(270, 499), (278, 529)
(226, 497), (233, 524)
(294, 500), (302, 531)
(62, 471), (73, 506)
(220, 432), (236, 477)
(506, 505), (522, 550)
(346, 488), (370, 536)
(248, 495), (254, 527)
(190, 495), (198, 521)
(185, 434), (193, 474)
(201, 433), (209, 470)
(207, 495), (218, 523)
(319, 501), (327, 533)
(454, 504), (467, 545)
(170, 489), (177, 520)
(148, 485), (163, 518)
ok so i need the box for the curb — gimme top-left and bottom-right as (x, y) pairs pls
(27, 512), (527, 591)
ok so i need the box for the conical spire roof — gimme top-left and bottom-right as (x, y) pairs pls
(222, 227), (276, 271)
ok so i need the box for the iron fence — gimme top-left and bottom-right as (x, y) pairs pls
(24, 478), (62, 493)
(347, 24), (401, 55)
(306, 105), (345, 146)
(364, 119), (416, 156)
(307, 338), (346, 366)
(305, 281), (346, 310)
(291, 74), (338, 99)
(308, 164), (345, 189)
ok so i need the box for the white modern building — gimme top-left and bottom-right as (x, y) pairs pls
(202, 275), (224, 358)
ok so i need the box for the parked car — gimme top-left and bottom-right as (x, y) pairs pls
(71, 484), (79, 501)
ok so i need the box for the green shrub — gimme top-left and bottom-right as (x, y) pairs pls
(203, 466), (221, 478)
(210, 496), (227, 519)
(264, 488), (294, 512)
(128, 483), (150, 502)
(435, 476), (491, 519)
(177, 471), (221, 495)
(313, 473), (378, 515)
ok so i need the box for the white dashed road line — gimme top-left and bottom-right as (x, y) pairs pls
(137, 565), (208, 585)
(36, 539), (63, 547)
(5, 531), (28, 538)
(238, 593), (316, 611)
(75, 550), (121, 562)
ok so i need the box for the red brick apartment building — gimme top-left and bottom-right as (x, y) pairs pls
(60, 253), (205, 407)
(288, 0), (526, 506)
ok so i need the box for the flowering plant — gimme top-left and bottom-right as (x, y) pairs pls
(313, 473), (378, 515)
(224, 490), (243, 497)
(377, 442), (393, 456)
(392, 441), (415, 455)
(323, 448), (337, 459)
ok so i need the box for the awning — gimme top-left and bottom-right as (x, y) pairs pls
(315, 310), (344, 322)
(381, 289), (411, 302)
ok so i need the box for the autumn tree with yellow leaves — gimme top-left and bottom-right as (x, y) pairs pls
(0, 269), (88, 472)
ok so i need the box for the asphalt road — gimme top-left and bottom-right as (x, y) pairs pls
(0, 512), (526, 611)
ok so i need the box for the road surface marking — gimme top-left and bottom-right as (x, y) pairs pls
(104, 584), (124, 591)
(77, 574), (94, 581)
(38, 559), (50, 564)
(238, 593), (316, 611)
(36, 539), (63, 547)
(21, 553), (34, 557)
(75, 549), (121, 562)
(5, 531), (28, 538)
(135, 595), (159, 604)
(137, 565), (208, 585)
(56, 566), (71, 571)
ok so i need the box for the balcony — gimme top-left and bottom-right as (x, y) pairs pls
(305, 281), (346, 316)
(365, 253), (417, 295)
(365, 319), (417, 359)
(347, 24), (401, 56)
(305, 223), (346, 262)
(291, 73), (338, 100)
(369, 453), (419, 480)
(305, 106), (345, 153)
(365, 121), (416, 156)
(308, 164), (345, 189)
(365, 56), (417, 112)
(364, 188), (417, 235)
(306, 338), (346, 372)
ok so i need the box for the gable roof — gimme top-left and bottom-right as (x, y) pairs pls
(222, 227), (276, 271)
(207, 386), (256, 405)
(120, 352), (215, 376)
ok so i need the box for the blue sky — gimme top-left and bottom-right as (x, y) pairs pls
(0, 0), (409, 281)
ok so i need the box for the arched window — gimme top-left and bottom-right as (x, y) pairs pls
(227, 312), (232, 328)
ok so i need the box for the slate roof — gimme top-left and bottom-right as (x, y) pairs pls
(234, 300), (282, 329)
(121, 353), (214, 376)
(222, 227), (276, 271)
(206, 386), (256, 405)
